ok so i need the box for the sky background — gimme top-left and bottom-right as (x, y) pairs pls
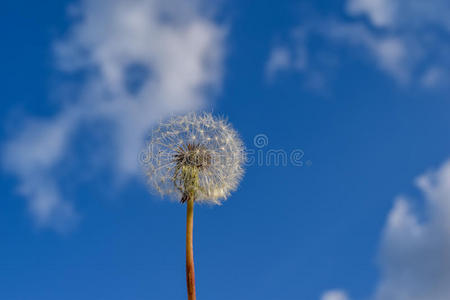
(1, 1), (450, 300)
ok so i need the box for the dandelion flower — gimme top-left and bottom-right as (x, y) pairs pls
(141, 112), (245, 300)
(143, 112), (245, 204)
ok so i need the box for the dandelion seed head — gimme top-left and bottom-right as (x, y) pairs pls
(142, 112), (245, 204)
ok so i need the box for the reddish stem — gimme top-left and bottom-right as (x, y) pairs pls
(186, 195), (196, 300)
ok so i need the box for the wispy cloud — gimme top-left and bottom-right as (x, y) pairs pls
(321, 290), (350, 300)
(265, 46), (292, 79)
(2, 0), (226, 231)
(267, 0), (450, 89)
(321, 158), (450, 300)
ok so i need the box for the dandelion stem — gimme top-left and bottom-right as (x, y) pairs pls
(186, 193), (196, 300)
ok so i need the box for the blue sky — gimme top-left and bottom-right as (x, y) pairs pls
(1, 1), (450, 300)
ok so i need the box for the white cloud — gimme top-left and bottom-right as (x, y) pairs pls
(321, 290), (350, 300)
(346, 0), (394, 27)
(374, 159), (450, 300)
(268, 0), (450, 89)
(323, 21), (409, 83)
(2, 0), (226, 231)
(320, 159), (450, 300)
(347, 0), (450, 31)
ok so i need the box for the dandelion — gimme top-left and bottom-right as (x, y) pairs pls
(142, 112), (245, 300)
